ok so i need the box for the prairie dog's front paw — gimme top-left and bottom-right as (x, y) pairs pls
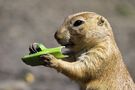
(40, 54), (58, 67)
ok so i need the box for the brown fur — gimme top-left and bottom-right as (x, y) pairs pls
(42, 12), (135, 90)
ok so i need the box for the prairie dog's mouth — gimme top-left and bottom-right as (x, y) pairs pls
(59, 41), (75, 48)
(56, 40), (75, 56)
(64, 42), (75, 48)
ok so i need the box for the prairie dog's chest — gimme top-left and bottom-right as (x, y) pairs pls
(64, 50), (88, 62)
(76, 49), (89, 61)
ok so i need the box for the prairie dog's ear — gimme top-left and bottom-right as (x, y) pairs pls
(97, 16), (105, 26)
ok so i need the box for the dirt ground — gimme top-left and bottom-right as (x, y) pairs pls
(0, 0), (135, 90)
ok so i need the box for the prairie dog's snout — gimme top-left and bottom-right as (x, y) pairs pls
(54, 27), (74, 48)
(54, 31), (68, 45)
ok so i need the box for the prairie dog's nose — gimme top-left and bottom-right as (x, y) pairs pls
(54, 27), (66, 40)
(54, 31), (61, 41)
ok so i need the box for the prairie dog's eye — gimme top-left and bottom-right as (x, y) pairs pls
(73, 20), (84, 27)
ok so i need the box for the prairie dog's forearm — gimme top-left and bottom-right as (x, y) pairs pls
(54, 59), (87, 80)
(53, 50), (105, 81)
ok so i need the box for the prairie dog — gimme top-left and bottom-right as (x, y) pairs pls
(40, 12), (135, 90)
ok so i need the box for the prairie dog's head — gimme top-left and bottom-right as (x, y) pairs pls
(55, 12), (113, 51)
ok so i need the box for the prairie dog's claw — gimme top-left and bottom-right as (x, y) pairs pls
(40, 54), (57, 67)
(29, 43), (39, 54)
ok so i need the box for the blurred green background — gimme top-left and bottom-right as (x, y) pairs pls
(0, 0), (135, 90)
